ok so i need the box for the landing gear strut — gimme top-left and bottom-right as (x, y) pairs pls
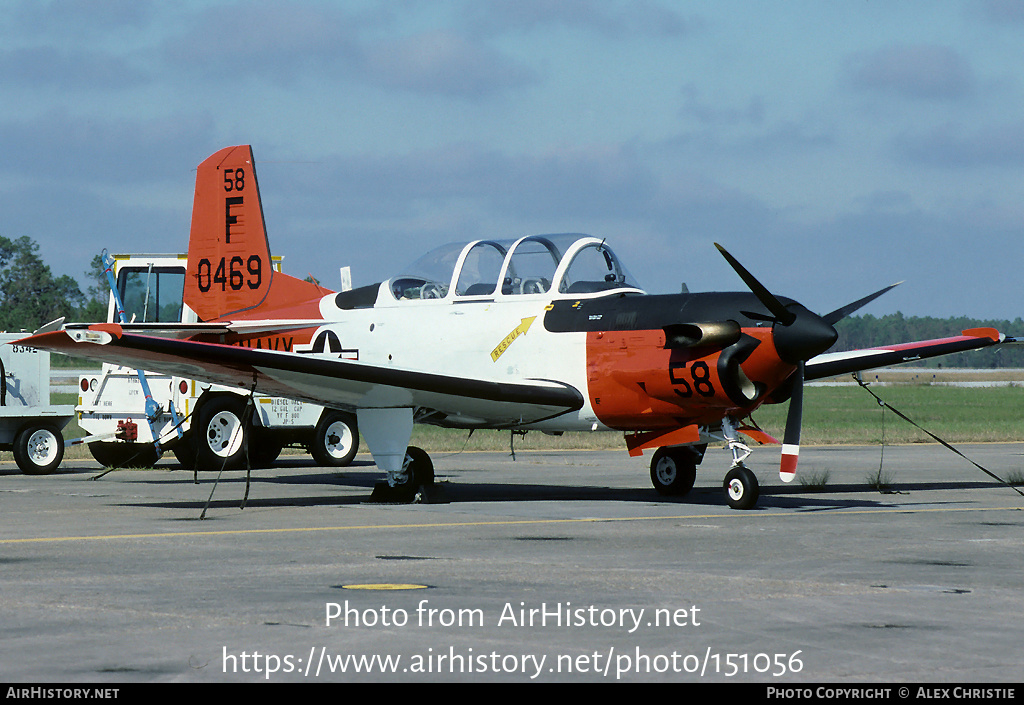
(719, 417), (760, 510)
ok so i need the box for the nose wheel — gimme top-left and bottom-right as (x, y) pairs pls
(723, 465), (759, 510)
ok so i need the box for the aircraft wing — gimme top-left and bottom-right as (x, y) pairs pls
(20, 327), (583, 427)
(805, 327), (1005, 381)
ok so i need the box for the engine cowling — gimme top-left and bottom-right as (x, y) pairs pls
(585, 326), (792, 431)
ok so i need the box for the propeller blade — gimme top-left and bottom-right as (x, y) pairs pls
(822, 282), (903, 325)
(715, 243), (796, 326)
(780, 362), (804, 483)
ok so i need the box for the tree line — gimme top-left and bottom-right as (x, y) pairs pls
(0, 235), (1020, 367)
(0, 236), (105, 333)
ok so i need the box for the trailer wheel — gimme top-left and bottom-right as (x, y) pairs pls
(310, 411), (359, 467)
(195, 396), (250, 470)
(14, 425), (64, 475)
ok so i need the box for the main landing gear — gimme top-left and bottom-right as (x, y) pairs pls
(358, 408), (444, 504)
(650, 446), (701, 496)
(648, 418), (760, 509)
(368, 445), (444, 503)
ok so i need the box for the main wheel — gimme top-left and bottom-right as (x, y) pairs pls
(88, 441), (159, 469)
(195, 396), (251, 470)
(650, 446), (698, 496)
(368, 445), (438, 504)
(723, 465), (759, 510)
(310, 411), (358, 467)
(14, 425), (64, 475)
(396, 446), (434, 488)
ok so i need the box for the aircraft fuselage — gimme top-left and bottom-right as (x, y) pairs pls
(213, 285), (799, 436)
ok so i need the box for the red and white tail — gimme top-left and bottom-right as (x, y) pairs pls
(183, 145), (326, 322)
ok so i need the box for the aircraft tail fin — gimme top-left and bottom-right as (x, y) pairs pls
(183, 145), (327, 322)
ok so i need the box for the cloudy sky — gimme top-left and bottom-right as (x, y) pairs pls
(3, 0), (1023, 321)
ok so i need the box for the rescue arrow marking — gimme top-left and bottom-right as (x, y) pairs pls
(491, 316), (536, 362)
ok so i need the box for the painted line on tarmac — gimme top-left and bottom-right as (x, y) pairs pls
(341, 583), (429, 590)
(0, 505), (1018, 545)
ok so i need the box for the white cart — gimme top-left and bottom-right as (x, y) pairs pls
(0, 333), (74, 474)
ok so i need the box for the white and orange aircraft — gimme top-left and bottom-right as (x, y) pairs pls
(20, 145), (1011, 509)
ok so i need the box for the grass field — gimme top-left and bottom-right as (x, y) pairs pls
(49, 382), (1024, 463)
(404, 384), (1024, 450)
(754, 384), (1024, 446)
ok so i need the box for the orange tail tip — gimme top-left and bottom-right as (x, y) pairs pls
(183, 145), (329, 322)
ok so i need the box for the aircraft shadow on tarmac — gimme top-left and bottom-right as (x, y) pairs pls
(8, 458), (1013, 513)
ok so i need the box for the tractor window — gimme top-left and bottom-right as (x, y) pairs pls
(117, 267), (186, 323)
